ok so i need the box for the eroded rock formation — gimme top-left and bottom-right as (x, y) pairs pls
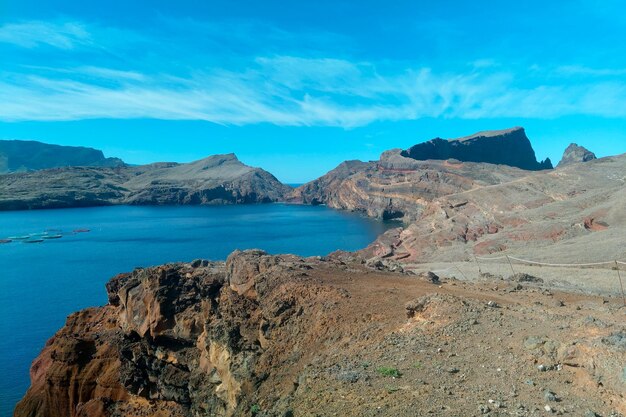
(15, 251), (626, 416)
(400, 127), (553, 170)
(557, 143), (597, 167)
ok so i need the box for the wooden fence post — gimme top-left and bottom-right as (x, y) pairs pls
(615, 261), (626, 307)
(506, 255), (516, 276)
(474, 255), (482, 277)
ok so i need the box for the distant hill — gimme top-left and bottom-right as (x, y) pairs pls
(0, 140), (125, 173)
(0, 153), (291, 210)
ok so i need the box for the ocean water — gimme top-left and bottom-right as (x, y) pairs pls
(0, 204), (393, 416)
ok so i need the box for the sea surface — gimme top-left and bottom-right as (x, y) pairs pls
(0, 204), (393, 416)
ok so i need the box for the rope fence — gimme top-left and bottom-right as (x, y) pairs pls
(470, 254), (626, 307)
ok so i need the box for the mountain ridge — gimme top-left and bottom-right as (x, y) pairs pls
(0, 153), (290, 210)
(0, 139), (125, 173)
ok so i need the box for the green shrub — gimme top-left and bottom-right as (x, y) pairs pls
(376, 366), (401, 378)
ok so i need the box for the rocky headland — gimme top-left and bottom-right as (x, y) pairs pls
(291, 127), (551, 222)
(14, 250), (626, 417)
(0, 140), (124, 173)
(292, 128), (616, 264)
(0, 154), (290, 210)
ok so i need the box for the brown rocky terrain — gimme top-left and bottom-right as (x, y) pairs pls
(359, 152), (626, 264)
(0, 154), (290, 210)
(14, 250), (626, 417)
(292, 128), (619, 265)
(290, 149), (529, 222)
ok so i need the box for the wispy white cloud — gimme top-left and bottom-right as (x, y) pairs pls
(3, 20), (626, 126)
(0, 21), (92, 49)
(556, 65), (626, 77)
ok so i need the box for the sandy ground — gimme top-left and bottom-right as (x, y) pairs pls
(405, 260), (626, 300)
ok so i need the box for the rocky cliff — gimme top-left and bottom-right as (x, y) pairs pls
(292, 132), (626, 264)
(0, 140), (124, 173)
(291, 139), (531, 222)
(400, 127), (553, 170)
(15, 250), (626, 417)
(557, 143), (597, 167)
(360, 153), (626, 263)
(0, 154), (290, 210)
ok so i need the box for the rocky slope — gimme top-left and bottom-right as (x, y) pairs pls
(15, 250), (626, 417)
(0, 154), (290, 210)
(291, 132), (536, 222)
(400, 127), (553, 171)
(0, 140), (124, 173)
(293, 129), (622, 264)
(557, 143), (597, 167)
(359, 153), (626, 264)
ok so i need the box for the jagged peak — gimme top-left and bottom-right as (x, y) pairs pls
(558, 143), (597, 167)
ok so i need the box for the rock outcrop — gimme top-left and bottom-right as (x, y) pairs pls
(291, 148), (530, 222)
(291, 127), (552, 223)
(400, 127), (553, 170)
(15, 251), (626, 417)
(0, 154), (290, 210)
(0, 140), (124, 173)
(557, 143), (597, 167)
(359, 153), (626, 263)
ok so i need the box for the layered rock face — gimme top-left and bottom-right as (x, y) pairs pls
(15, 250), (307, 416)
(360, 153), (626, 263)
(0, 154), (290, 210)
(0, 140), (124, 173)
(15, 250), (626, 417)
(400, 127), (553, 170)
(294, 130), (626, 264)
(292, 146), (530, 222)
(557, 143), (597, 167)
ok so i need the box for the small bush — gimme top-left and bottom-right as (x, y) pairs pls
(376, 366), (401, 378)
(251, 404), (261, 415)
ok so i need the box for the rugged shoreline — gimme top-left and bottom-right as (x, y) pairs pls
(14, 250), (626, 417)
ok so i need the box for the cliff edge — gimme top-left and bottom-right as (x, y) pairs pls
(15, 250), (626, 417)
(400, 127), (553, 170)
(0, 140), (124, 173)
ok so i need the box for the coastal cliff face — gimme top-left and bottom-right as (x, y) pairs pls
(0, 140), (124, 173)
(0, 154), (290, 210)
(291, 146), (529, 222)
(293, 129), (626, 264)
(15, 250), (626, 417)
(15, 250), (319, 417)
(360, 153), (626, 263)
(400, 127), (553, 171)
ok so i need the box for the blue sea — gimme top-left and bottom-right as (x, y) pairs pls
(0, 204), (392, 416)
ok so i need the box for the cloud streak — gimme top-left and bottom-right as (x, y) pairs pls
(0, 21), (92, 49)
(3, 20), (626, 127)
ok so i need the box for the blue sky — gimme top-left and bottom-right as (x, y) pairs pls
(1, 0), (626, 182)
